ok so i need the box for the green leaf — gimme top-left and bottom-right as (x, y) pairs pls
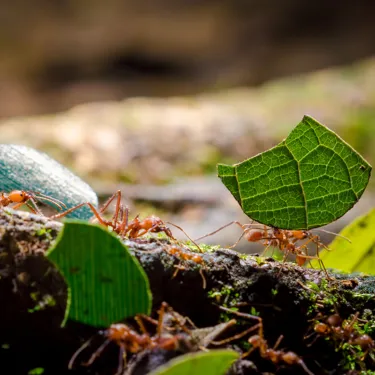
(46, 220), (151, 327)
(28, 368), (44, 375)
(0, 144), (98, 220)
(315, 208), (375, 273)
(218, 115), (372, 229)
(149, 350), (239, 375)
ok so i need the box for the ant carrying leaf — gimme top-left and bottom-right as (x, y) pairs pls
(195, 221), (350, 278)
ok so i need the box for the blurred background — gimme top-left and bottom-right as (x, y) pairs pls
(1, 0), (375, 252)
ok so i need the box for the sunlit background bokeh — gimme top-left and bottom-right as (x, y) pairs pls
(1, 1), (375, 251)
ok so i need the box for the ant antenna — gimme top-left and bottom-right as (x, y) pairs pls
(30, 191), (67, 210)
(313, 228), (351, 243)
(194, 221), (264, 242)
(166, 222), (203, 253)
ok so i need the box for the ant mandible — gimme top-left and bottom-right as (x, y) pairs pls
(0, 190), (66, 215)
(68, 302), (195, 375)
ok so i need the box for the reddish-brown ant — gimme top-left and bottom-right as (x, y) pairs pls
(306, 312), (374, 358)
(0, 190), (66, 215)
(68, 302), (196, 375)
(49, 190), (201, 250)
(213, 306), (314, 375)
(163, 245), (206, 288)
(196, 221), (348, 277)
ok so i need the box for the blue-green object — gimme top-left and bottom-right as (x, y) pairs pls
(0, 144), (98, 219)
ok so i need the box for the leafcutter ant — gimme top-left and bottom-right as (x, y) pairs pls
(0, 190), (66, 215)
(163, 245), (206, 288)
(195, 220), (349, 278)
(306, 312), (374, 359)
(216, 306), (314, 375)
(68, 302), (196, 375)
(49, 190), (201, 250)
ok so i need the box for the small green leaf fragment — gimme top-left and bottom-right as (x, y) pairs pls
(149, 350), (239, 375)
(316, 208), (375, 274)
(218, 115), (372, 229)
(217, 164), (241, 204)
(46, 220), (152, 327)
(28, 368), (44, 375)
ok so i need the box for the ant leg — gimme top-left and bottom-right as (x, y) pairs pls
(25, 202), (39, 214)
(199, 268), (207, 289)
(84, 338), (111, 366)
(166, 222), (202, 251)
(211, 322), (261, 346)
(115, 346), (126, 375)
(135, 315), (152, 335)
(11, 202), (38, 214)
(68, 335), (97, 369)
(273, 335), (284, 350)
(218, 305), (262, 324)
(99, 190), (122, 215)
(298, 360), (315, 375)
(194, 221), (263, 242)
(50, 203), (108, 227)
(157, 301), (168, 338)
(119, 206), (130, 238)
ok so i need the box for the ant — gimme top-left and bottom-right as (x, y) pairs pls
(196, 221), (348, 277)
(213, 306), (314, 375)
(163, 245), (206, 288)
(68, 302), (196, 375)
(50, 190), (174, 240)
(49, 190), (200, 247)
(306, 312), (374, 358)
(0, 190), (66, 215)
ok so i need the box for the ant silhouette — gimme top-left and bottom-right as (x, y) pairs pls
(68, 302), (197, 375)
(0, 190), (66, 215)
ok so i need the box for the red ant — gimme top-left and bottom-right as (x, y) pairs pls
(49, 190), (199, 248)
(306, 312), (374, 359)
(163, 245), (206, 288)
(0, 190), (66, 215)
(213, 306), (314, 375)
(68, 302), (196, 375)
(196, 221), (349, 277)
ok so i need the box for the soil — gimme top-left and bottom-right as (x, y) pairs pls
(1, 209), (375, 375)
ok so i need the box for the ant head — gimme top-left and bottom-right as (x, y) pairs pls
(327, 314), (342, 327)
(248, 335), (261, 347)
(314, 322), (329, 334)
(245, 229), (264, 242)
(282, 351), (299, 365)
(107, 324), (132, 341)
(8, 190), (28, 203)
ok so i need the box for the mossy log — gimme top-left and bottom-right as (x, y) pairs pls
(1, 209), (374, 375)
